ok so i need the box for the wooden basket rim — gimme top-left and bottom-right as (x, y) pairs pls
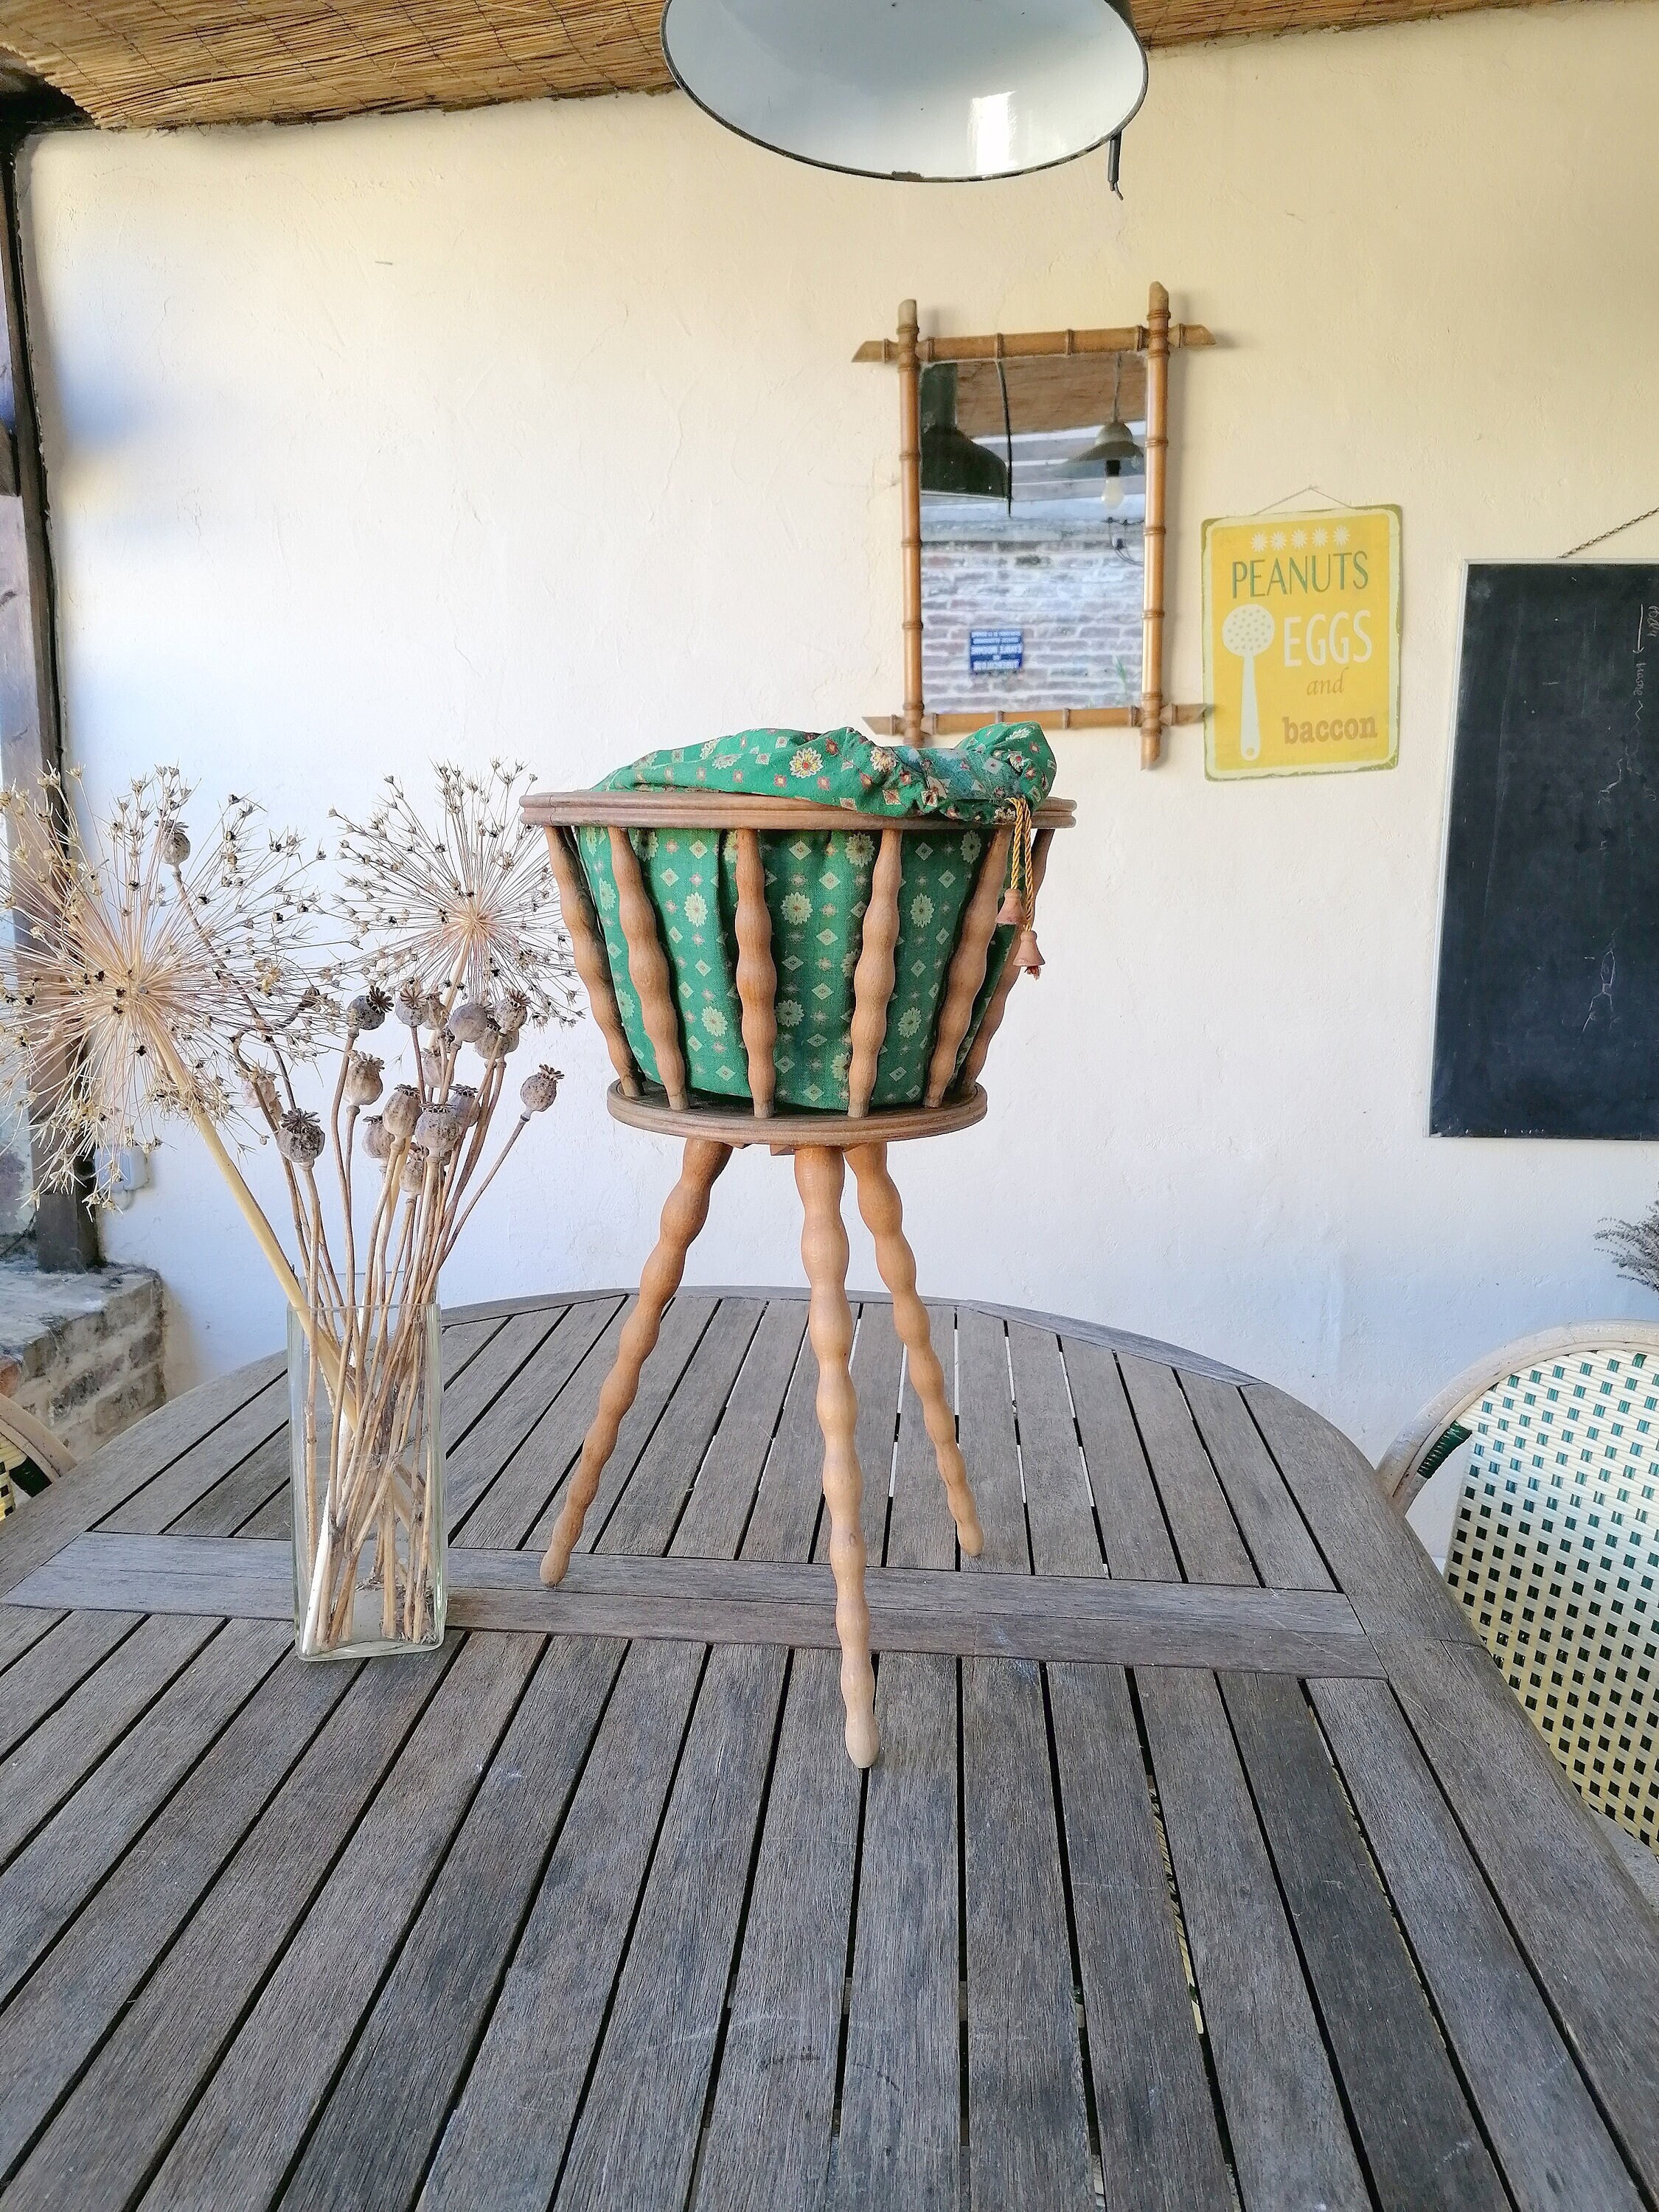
(524, 791), (1076, 832)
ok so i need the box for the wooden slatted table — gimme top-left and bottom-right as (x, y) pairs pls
(0, 1288), (1655, 2211)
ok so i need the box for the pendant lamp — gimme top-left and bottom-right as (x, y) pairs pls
(659, 0), (1148, 182)
(1065, 356), (1145, 481)
(919, 366), (1011, 501)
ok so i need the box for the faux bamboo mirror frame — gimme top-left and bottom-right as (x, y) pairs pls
(858, 281), (1213, 768)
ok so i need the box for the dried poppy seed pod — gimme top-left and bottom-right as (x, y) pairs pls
(159, 824), (191, 867)
(448, 1082), (480, 1127)
(343, 1051), (383, 1107)
(520, 1065), (562, 1114)
(360, 1115), (391, 1163)
(347, 985), (389, 1034)
(383, 1084), (421, 1141)
(276, 1109), (324, 1166)
(498, 988), (529, 1030)
(419, 990), (448, 1031)
(394, 982), (423, 1028)
(420, 1043), (447, 1088)
(414, 1105), (465, 1157)
(401, 1153), (428, 1192)
(241, 1066), (279, 1119)
(448, 1001), (492, 1046)
(494, 1022), (521, 1058)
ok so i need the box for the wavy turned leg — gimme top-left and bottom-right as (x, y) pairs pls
(849, 1141), (983, 1558)
(795, 1145), (879, 1768)
(540, 1138), (729, 1586)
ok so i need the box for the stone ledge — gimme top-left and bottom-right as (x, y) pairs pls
(0, 1259), (165, 1463)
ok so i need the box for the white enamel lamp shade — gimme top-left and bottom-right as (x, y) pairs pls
(659, 0), (1148, 181)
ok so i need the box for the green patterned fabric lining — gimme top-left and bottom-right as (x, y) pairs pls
(577, 723), (1053, 1113)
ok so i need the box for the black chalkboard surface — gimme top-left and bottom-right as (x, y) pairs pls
(1432, 563), (1659, 1138)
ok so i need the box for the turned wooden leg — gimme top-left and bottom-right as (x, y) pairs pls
(849, 1142), (983, 1557)
(795, 1145), (879, 1769)
(540, 1138), (728, 1585)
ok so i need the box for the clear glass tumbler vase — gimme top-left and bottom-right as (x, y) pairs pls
(290, 1301), (445, 1658)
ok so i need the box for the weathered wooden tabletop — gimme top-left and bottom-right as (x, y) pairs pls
(0, 1289), (1655, 2211)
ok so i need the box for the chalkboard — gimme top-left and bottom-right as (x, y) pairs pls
(1432, 563), (1659, 1137)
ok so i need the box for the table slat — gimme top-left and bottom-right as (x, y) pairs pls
(0, 1641), (355, 2183)
(1383, 1633), (1659, 2192)
(960, 1307), (1094, 2208)
(10, 1641), (458, 2211)
(1220, 1670), (1508, 2209)
(280, 1635), (616, 2212)
(1062, 1337), (1180, 1579)
(1180, 1368), (1333, 1589)
(448, 1295), (624, 1546)
(1120, 1355), (1256, 1586)
(1248, 1381), (1472, 1638)
(1312, 1674), (1645, 2212)
(0, 1354), (284, 1601)
(1024, 1328), (1234, 2210)
(148, 1632), (550, 2211)
(427, 1283), (821, 2208)
(0, 1620), (288, 2011)
(1139, 1666), (1370, 2211)
(98, 1377), (287, 1538)
(0, 1604), (139, 1759)
(0, 1611), (215, 1870)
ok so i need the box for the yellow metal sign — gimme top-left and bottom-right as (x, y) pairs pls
(1202, 507), (1400, 778)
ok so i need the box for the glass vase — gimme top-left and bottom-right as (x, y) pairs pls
(290, 1301), (445, 1658)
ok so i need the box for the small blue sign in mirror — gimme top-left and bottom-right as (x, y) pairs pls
(969, 627), (1023, 675)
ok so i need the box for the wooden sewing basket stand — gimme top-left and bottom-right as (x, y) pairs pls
(526, 787), (1074, 1765)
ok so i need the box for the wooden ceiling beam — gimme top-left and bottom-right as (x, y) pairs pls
(0, 0), (1616, 130)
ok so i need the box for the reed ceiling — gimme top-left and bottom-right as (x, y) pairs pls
(0, 0), (1599, 130)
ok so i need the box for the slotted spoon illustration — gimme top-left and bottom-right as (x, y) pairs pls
(1222, 602), (1276, 762)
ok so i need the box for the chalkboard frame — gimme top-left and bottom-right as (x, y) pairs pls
(1430, 558), (1659, 1140)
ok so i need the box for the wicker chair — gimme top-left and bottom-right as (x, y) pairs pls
(1380, 1325), (1659, 1892)
(526, 786), (1074, 1765)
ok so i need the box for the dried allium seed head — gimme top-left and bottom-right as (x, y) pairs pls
(520, 1065), (562, 1114)
(383, 1083), (421, 1140)
(413, 1104), (465, 1157)
(160, 824), (191, 867)
(361, 1114), (391, 1162)
(448, 1001), (492, 1046)
(328, 762), (577, 1026)
(343, 1051), (383, 1107)
(276, 1108), (324, 1165)
(347, 984), (389, 1033)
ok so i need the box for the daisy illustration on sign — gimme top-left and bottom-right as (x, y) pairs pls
(1202, 508), (1401, 779)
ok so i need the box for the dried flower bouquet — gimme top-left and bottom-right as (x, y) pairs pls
(0, 762), (576, 1653)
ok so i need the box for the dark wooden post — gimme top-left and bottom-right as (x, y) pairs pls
(0, 116), (99, 1267)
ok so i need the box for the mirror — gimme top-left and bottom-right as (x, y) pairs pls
(920, 354), (1146, 723)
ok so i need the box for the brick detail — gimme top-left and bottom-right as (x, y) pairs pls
(0, 1261), (166, 1463)
(922, 523), (1144, 714)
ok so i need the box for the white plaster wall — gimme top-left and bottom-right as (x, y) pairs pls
(18, 0), (1659, 1466)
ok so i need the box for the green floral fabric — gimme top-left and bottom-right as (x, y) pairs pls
(577, 723), (1054, 1113)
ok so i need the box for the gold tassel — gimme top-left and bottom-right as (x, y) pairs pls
(1001, 796), (1043, 977)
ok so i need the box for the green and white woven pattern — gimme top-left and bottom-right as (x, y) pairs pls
(1446, 1347), (1658, 1851)
(575, 723), (1054, 1113)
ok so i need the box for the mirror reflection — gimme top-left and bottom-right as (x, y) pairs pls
(920, 354), (1145, 716)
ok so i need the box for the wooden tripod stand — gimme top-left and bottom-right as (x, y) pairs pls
(538, 1091), (989, 1767)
